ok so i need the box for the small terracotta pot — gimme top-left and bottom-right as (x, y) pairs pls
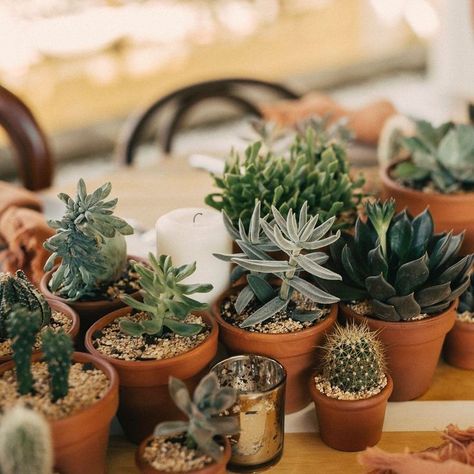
(445, 319), (474, 370)
(212, 286), (338, 413)
(40, 255), (144, 351)
(136, 436), (231, 474)
(380, 161), (474, 255)
(309, 372), (393, 452)
(85, 307), (219, 444)
(341, 302), (456, 401)
(0, 351), (118, 474)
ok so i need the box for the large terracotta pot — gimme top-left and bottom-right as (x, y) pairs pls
(445, 319), (474, 370)
(341, 302), (456, 401)
(0, 352), (118, 474)
(40, 255), (144, 350)
(0, 298), (80, 364)
(212, 286), (338, 413)
(380, 162), (474, 255)
(309, 372), (392, 452)
(85, 307), (219, 444)
(136, 436), (231, 474)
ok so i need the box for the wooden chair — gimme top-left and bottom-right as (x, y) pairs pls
(0, 85), (53, 190)
(117, 78), (300, 165)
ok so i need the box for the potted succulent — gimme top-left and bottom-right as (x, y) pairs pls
(317, 199), (473, 400)
(0, 270), (79, 363)
(380, 120), (474, 253)
(40, 179), (140, 348)
(0, 306), (118, 474)
(136, 373), (238, 474)
(213, 201), (341, 413)
(445, 274), (474, 369)
(85, 253), (219, 444)
(309, 323), (393, 452)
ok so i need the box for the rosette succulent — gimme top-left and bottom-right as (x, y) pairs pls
(458, 274), (474, 314)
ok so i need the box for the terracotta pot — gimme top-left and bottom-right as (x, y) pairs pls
(380, 161), (474, 255)
(136, 436), (231, 474)
(341, 302), (456, 401)
(40, 255), (144, 351)
(212, 286), (338, 413)
(0, 351), (118, 474)
(309, 372), (393, 452)
(0, 298), (80, 364)
(85, 307), (219, 444)
(445, 319), (474, 370)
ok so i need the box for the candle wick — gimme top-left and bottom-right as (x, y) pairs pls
(193, 212), (203, 224)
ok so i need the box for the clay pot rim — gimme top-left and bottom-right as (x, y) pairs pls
(212, 285), (338, 342)
(453, 318), (474, 332)
(84, 307), (218, 370)
(381, 160), (474, 203)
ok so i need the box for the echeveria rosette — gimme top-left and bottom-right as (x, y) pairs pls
(458, 274), (474, 314)
(154, 373), (239, 461)
(318, 199), (473, 322)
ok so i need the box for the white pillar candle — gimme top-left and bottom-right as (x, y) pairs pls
(155, 208), (232, 304)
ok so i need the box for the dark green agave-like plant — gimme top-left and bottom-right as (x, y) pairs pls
(319, 199), (473, 321)
(44, 179), (134, 301)
(154, 373), (239, 461)
(119, 253), (212, 337)
(458, 274), (474, 314)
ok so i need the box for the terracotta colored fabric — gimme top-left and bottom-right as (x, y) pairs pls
(0, 181), (42, 218)
(260, 92), (397, 145)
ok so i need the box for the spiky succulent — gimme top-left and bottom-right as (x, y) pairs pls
(0, 271), (51, 341)
(154, 373), (238, 461)
(392, 120), (474, 193)
(216, 201), (341, 327)
(119, 253), (212, 337)
(458, 274), (474, 314)
(321, 323), (386, 395)
(318, 199), (473, 321)
(44, 179), (134, 301)
(205, 122), (364, 231)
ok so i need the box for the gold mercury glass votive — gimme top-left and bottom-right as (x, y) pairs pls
(211, 354), (286, 472)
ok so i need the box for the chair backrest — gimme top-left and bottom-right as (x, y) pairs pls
(0, 85), (53, 190)
(117, 78), (300, 165)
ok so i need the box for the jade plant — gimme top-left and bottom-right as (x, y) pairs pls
(119, 253), (212, 337)
(0, 270), (51, 341)
(458, 275), (474, 314)
(44, 179), (134, 301)
(318, 199), (473, 321)
(392, 120), (474, 193)
(153, 373), (239, 461)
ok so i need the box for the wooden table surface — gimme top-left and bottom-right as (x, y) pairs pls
(45, 158), (474, 473)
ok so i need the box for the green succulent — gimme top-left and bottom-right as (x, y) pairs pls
(318, 199), (473, 321)
(44, 179), (134, 301)
(154, 373), (238, 461)
(119, 253), (212, 337)
(392, 120), (474, 193)
(458, 274), (474, 314)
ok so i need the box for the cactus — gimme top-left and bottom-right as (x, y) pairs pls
(458, 274), (474, 314)
(119, 253), (213, 337)
(154, 373), (239, 461)
(44, 179), (134, 301)
(0, 271), (51, 341)
(6, 307), (42, 395)
(0, 405), (53, 474)
(321, 323), (386, 394)
(41, 329), (73, 401)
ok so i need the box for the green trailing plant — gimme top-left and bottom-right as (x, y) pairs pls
(42, 329), (73, 402)
(458, 274), (474, 314)
(6, 307), (42, 395)
(154, 373), (238, 461)
(318, 199), (473, 322)
(119, 253), (212, 337)
(205, 122), (364, 231)
(0, 270), (51, 341)
(0, 405), (53, 474)
(44, 179), (134, 301)
(321, 323), (386, 394)
(392, 120), (474, 193)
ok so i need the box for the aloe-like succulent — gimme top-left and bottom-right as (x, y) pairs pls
(392, 120), (474, 193)
(458, 274), (474, 314)
(154, 373), (238, 461)
(318, 199), (473, 321)
(44, 179), (134, 301)
(119, 253), (212, 337)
